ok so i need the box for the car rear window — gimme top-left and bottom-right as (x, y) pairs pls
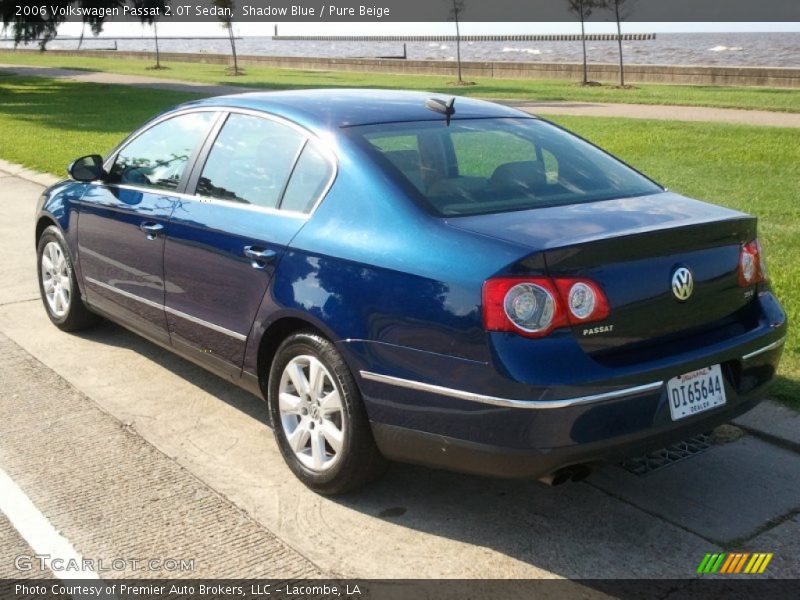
(347, 118), (662, 216)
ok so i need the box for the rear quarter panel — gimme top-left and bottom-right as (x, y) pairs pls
(244, 138), (530, 373)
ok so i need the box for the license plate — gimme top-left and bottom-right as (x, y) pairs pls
(667, 364), (727, 421)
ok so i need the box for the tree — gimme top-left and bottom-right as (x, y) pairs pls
(78, 0), (124, 47)
(134, 0), (169, 69)
(1, 0), (69, 50)
(1, 0), (119, 50)
(609, 0), (634, 87)
(567, 0), (600, 85)
(447, 0), (464, 84)
(213, 0), (242, 75)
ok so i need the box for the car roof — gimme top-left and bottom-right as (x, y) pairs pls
(182, 89), (533, 131)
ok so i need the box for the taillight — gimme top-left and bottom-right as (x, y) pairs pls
(554, 278), (611, 324)
(738, 239), (767, 287)
(483, 276), (610, 338)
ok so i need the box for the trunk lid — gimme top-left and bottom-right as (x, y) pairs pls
(447, 192), (757, 354)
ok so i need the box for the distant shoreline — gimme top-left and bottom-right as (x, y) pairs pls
(2, 32), (797, 69)
(4, 47), (798, 87)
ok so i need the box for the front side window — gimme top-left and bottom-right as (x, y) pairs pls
(348, 118), (662, 216)
(108, 112), (214, 191)
(196, 113), (305, 208)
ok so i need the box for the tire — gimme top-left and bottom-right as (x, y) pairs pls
(268, 330), (387, 495)
(36, 225), (98, 332)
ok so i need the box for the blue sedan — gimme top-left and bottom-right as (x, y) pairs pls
(35, 90), (787, 493)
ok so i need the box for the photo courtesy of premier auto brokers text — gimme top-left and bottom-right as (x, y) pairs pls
(0, 0), (797, 597)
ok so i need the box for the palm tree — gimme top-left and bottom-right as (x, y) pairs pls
(135, 0), (169, 69)
(449, 0), (465, 84)
(213, 0), (242, 75)
(567, 0), (600, 85)
(610, 0), (631, 87)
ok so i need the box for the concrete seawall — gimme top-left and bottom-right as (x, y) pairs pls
(6, 49), (800, 88)
(274, 34), (657, 41)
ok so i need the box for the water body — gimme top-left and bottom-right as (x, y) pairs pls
(4, 32), (798, 68)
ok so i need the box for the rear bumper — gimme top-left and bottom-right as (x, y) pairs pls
(370, 388), (764, 479)
(351, 292), (786, 479)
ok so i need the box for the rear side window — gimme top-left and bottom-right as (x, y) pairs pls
(349, 118), (662, 216)
(196, 113), (305, 208)
(280, 141), (333, 213)
(108, 112), (214, 191)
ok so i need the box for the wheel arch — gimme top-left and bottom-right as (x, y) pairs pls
(255, 316), (330, 399)
(35, 214), (60, 246)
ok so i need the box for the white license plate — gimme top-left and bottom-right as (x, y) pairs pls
(667, 364), (727, 421)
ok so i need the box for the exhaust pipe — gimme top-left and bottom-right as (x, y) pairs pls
(537, 464), (592, 487)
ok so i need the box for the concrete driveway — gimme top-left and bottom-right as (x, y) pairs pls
(1, 162), (798, 580)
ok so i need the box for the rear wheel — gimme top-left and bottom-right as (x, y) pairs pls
(268, 330), (387, 495)
(37, 225), (98, 331)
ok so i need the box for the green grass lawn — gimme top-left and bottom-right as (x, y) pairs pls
(0, 75), (797, 407)
(2, 50), (800, 113)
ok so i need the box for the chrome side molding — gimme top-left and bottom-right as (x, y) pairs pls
(359, 371), (663, 410)
(742, 336), (786, 361)
(84, 276), (246, 341)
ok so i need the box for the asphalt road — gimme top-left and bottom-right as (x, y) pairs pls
(1, 162), (799, 580)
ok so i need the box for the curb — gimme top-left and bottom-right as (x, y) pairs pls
(0, 158), (60, 188)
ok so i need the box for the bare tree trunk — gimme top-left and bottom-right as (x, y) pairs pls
(77, 22), (85, 50)
(453, 0), (462, 83)
(154, 21), (161, 68)
(39, 32), (54, 51)
(227, 24), (239, 74)
(614, 0), (624, 87)
(579, 0), (588, 84)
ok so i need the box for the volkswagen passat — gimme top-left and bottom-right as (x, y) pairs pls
(35, 90), (787, 493)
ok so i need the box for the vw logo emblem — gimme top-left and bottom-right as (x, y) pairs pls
(671, 267), (694, 301)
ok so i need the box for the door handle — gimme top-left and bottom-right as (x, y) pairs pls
(139, 222), (164, 240)
(244, 246), (277, 268)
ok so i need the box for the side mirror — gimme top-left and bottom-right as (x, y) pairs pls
(68, 155), (106, 182)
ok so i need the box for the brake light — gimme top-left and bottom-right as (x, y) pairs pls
(738, 239), (767, 287)
(483, 276), (610, 338)
(554, 278), (611, 323)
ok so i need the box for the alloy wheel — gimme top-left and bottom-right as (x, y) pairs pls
(41, 241), (71, 318)
(278, 355), (345, 472)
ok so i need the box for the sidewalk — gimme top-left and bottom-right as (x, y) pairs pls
(2, 63), (800, 128)
(0, 332), (323, 579)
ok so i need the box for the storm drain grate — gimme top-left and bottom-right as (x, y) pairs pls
(620, 432), (712, 476)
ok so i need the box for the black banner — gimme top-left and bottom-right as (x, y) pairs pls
(2, 579), (800, 600)
(2, 0), (800, 23)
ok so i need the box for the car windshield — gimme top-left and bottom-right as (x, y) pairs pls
(348, 117), (663, 217)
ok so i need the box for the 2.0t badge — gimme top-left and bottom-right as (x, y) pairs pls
(671, 266), (694, 301)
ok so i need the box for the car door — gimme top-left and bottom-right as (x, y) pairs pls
(163, 110), (335, 375)
(78, 111), (217, 344)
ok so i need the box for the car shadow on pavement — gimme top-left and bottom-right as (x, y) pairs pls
(73, 319), (270, 425)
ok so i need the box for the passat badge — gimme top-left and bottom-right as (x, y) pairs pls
(671, 267), (694, 301)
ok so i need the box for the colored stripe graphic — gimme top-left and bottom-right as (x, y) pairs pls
(719, 553), (735, 573)
(758, 553), (773, 573)
(721, 553), (738, 574)
(745, 554), (760, 573)
(734, 553), (750, 573)
(701, 552), (774, 574)
(696, 554), (713, 574)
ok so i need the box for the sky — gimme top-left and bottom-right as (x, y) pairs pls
(52, 21), (800, 38)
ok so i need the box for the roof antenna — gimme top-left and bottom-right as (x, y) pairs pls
(425, 96), (456, 125)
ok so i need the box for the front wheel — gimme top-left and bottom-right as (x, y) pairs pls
(268, 331), (387, 495)
(37, 225), (98, 331)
